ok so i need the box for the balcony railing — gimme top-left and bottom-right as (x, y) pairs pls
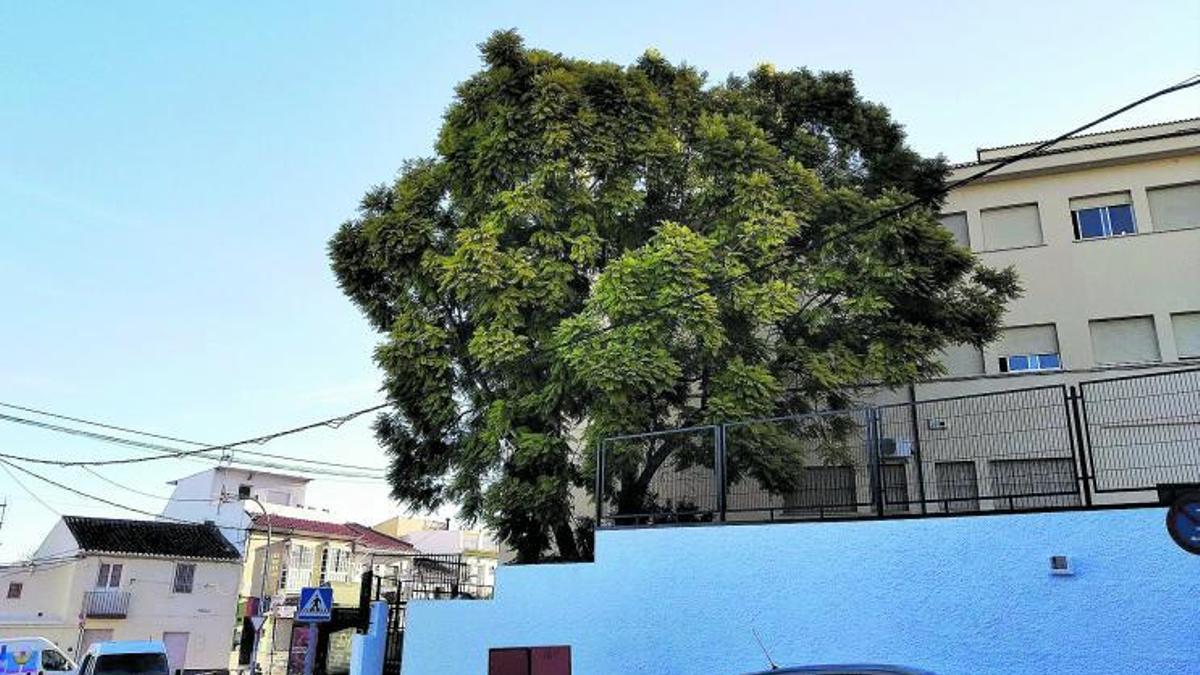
(83, 590), (131, 618)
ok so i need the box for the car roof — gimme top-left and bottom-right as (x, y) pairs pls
(87, 641), (166, 656)
(0, 637), (58, 647)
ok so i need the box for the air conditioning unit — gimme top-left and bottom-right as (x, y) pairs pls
(879, 438), (913, 458)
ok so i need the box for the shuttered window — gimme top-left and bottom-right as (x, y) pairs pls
(939, 343), (985, 376)
(1090, 316), (1161, 365)
(784, 466), (857, 513)
(938, 212), (970, 247)
(980, 203), (1043, 250)
(1147, 182), (1200, 232)
(935, 462), (980, 512)
(1070, 192), (1136, 239)
(1171, 312), (1200, 359)
(882, 463), (909, 512)
(991, 458), (1080, 509)
(997, 324), (1060, 372)
(173, 563), (196, 593)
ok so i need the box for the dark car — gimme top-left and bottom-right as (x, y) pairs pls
(745, 665), (936, 675)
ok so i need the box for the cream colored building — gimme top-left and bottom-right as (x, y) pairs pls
(925, 117), (1199, 391)
(371, 517), (499, 588)
(0, 516), (242, 674)
(857, 118), (1200, 513)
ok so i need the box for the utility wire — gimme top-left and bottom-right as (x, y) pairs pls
(0, 410), (385, 478)
(0, 75), (1195, 475)
(0, 400), (386, 472)
(80, 466), (219, 502)
(2, 462), (62, 516)
(0, 457), (219, 524)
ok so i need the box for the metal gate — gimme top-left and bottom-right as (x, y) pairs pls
(1079, 367), (1200, 494)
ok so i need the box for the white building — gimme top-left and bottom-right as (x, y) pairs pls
(0, 516), (242, 674)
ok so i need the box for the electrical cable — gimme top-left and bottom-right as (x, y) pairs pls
(0, 411), (384, 478)
(1, 461), (62, 516)
(0, 400), (386, 471)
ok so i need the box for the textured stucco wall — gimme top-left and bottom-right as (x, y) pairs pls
(401, 508), (1199, 675)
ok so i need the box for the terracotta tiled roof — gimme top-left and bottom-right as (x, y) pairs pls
(63, 515), (241, 560)
(251, 513), (414, 552)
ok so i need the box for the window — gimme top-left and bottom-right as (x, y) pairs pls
(980, 203), (1043, 250)
(6, 582), (21, 599)
(1089, 316), (1161, 365)
(881, 463), (909, 512)
(990, 458), (1080, 509)
(96, 563), (123, 588)
(281, 545), (314, 592)
(997, 324), (1060, 373)
(1172, 312), (1200, 359)
(488, 646), (571, 675)
(265, 489), (291, 506)
(95, 653), (169, 675)
(1147, 182), (1200, 232)
(173, 563), (197, 593)
(938, 343), (984, 376)
(42, 650), (71, 672)
(784, 466), (857, 514)
(938, 212), (970, 247)
(935, 461), (980, 512)
(319, 548), (352, 584)
(237, 484), (252, 500)
(1071, 192), (1136, 240)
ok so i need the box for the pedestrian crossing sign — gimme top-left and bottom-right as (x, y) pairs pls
(296, 587), (333, 622)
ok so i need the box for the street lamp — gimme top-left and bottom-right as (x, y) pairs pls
(245, 497), (272, 675)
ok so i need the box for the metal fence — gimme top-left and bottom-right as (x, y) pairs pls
(597, 367), (1200, 527)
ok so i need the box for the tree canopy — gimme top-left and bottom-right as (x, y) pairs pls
(329, 30), (1019, 562)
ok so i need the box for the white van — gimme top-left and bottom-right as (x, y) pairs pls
(75, 642), (169, 675)
(0, 637), (76, 675)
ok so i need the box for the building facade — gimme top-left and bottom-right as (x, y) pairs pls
(0, 516), (242, 674)
(926, 117), (1199, 391)
(371, 517), (499, 589)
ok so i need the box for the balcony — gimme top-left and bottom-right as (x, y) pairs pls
(83, 590), (130, 618)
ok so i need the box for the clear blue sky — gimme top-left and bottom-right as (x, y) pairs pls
(1, 0), (1197, 560)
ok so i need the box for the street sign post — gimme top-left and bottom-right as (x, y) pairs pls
(296, 587), (332, 675)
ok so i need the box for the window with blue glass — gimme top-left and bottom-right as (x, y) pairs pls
(999, 352), (1061, 373)
(1070, 193), (1137, 240)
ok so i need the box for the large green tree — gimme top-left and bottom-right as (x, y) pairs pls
(330, 31), (1019, 562)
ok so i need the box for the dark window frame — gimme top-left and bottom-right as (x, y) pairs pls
(6, 581), (21, 599)
(173, 562), (197, 594)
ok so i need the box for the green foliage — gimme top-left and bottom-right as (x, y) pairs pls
(330, 30), (1020, 562)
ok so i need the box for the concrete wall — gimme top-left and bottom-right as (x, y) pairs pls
(401, 508), (1199, 675)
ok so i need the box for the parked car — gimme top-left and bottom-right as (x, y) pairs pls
(74, 642), (169, 675)
(745, 666), (936, 675)
(0, 637), (76, 675)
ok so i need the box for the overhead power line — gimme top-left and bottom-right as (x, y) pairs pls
(1, 462), (62, 516)
(0, 400), (386, 472)
(0, 408), (386, 479)
(0, 75), (1195, 478)
(0, 457), (221, 524)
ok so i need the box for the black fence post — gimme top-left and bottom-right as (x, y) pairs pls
(907, 385), (928, 515)
(595, 440), (606, 525)
(867, 407), (884, 517)
(1067, 385), (1094, 507)
(714, 424), (727, 522)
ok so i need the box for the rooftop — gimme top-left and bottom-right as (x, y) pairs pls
(251, 513), (416, 552)
(63, 515), (241, 561)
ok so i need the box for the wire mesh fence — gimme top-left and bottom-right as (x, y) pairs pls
(1081, 368), (1200, 493)
(596, 367), (1200, 527)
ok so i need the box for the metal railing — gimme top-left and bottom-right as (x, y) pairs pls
(597, 367), (1200, 527)
(83, 589), (131, 618)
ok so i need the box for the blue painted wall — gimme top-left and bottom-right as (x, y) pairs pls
(401, 508), (1199, 675)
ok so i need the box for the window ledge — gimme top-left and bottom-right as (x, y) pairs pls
(977, 242), (1049, 254)
(1072, 225), (1200, 243)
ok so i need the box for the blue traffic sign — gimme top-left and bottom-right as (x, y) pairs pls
(296, 587), (333, 622)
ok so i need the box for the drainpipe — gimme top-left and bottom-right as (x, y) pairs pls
(246, 497), (271, 675)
